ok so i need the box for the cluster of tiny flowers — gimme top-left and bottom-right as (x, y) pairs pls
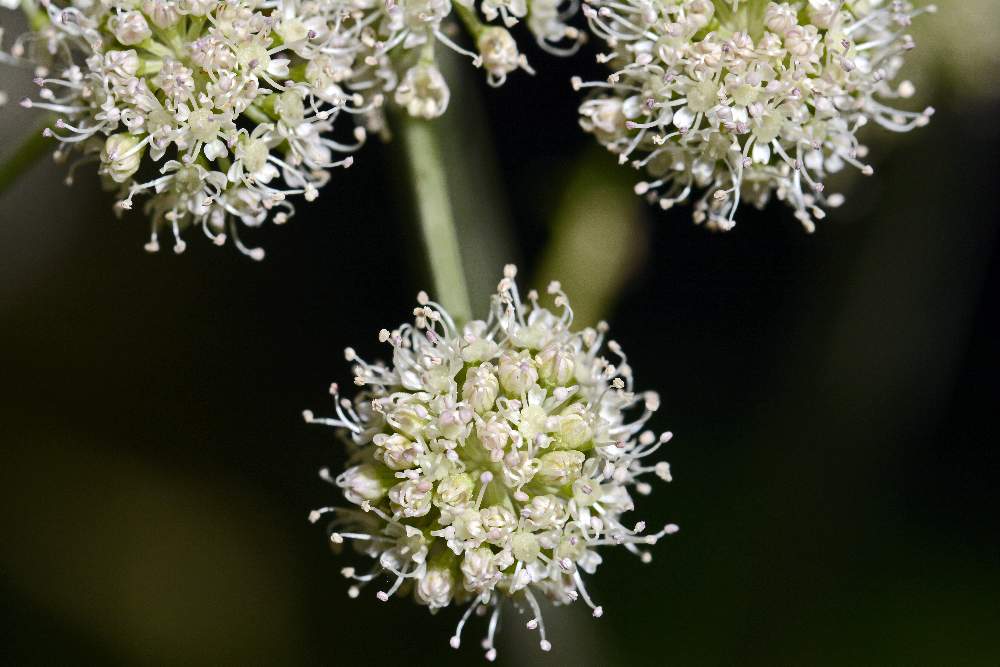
(319, 0), (585, 123)
(5, 0), (581, 256)
(9, 0), (383, 257)
(576, 0), (936, 231)
(305, 265), (676, 659)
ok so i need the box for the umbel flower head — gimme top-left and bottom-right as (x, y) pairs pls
(12, 0), (383, 258)
(577, 0), (937, 231)
(4, 0), (582, 256)
(305, 265), (676, 659)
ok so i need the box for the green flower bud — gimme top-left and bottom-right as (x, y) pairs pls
(536, 450), (585, 486)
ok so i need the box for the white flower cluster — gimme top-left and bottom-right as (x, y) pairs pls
(12, 0), (379, 257)
(7, 0), (582, 256)
(306, 265), (676, 659)
(577, 0), (936, 231)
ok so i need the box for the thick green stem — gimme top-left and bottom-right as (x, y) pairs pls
(398, 115), (473, 324)
(0, 123), (53, 197)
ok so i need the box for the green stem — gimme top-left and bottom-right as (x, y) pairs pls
(0, 122), (53, 197)
(397, 115), (473, 325)
(453, 3), (485, 39)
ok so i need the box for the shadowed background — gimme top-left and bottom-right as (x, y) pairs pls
(2, 3), (999, 664)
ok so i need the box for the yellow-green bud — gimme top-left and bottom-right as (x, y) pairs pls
(101, 133), (144, 183)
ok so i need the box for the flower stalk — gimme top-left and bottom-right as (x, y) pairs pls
(398, 114), (473, 325)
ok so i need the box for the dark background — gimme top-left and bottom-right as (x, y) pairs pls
(2, 4), (998, 664)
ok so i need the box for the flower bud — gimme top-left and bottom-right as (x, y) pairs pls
(517, 404), (549, 440)
(101, 133), (145, 183)
(437, 405), (472, 440)
(110, 11), (152, 46)
(395, 64), (450, 119)
(462, 363), (499, 414)
(461, 322), (500, 362)
(477, 417), (510, 461)
(520, 494), (567, 531)
(461, 547), (499, 593)
(434, 473), (474, 509)
(511, 531), (540, 563)
(386, 406), (427, 440)
(554, 405), (592, 449)
(536, 450), (585, 486)
(415, 566), (454, 610)
(374, 433), (423, 470)
(453, 508), (486, 542)
(480, 505), (517, 545)
(477, 27), (520, 83)
(142, 0), (182, 29)
(536, 343), (575, 386)
(388, 478), (433, 518)
(498, 349), (538, 396)
(337, 464), (389, 504)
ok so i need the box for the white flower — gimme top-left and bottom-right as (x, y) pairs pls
(109, 11), (152, 46)
(578, 0), (937, 231)
(15, 0), (368, 258)
(415, 566), (455, 610)
(335, 464), (389, 504)
(477, 26), (532, 86)
(307, 265), (677, 659)
(395, 64), (452, 120)
(101, 133), (145, 184)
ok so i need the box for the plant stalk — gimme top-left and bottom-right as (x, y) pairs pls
(397, 114), (473, 324)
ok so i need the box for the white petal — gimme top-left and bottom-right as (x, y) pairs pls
(752, 142), (772, 164)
